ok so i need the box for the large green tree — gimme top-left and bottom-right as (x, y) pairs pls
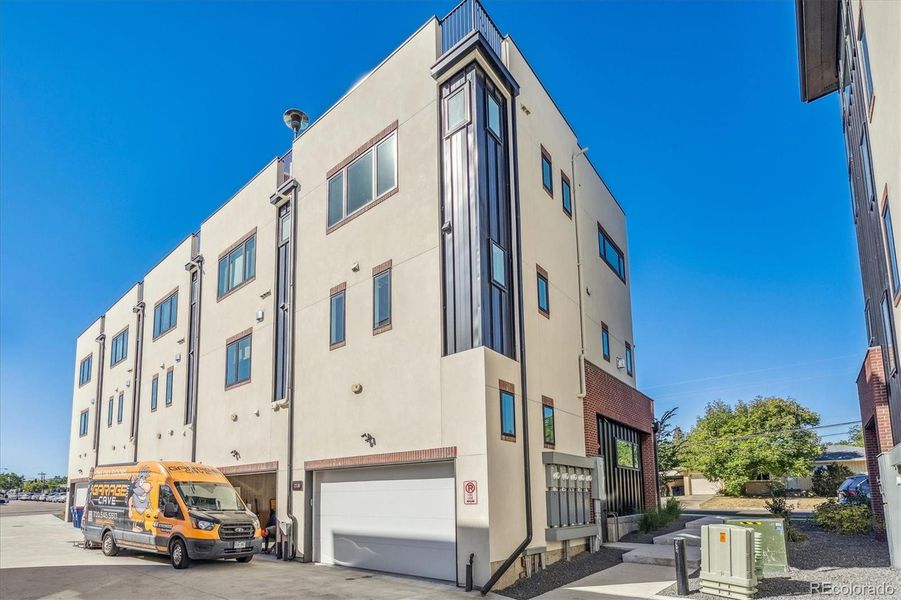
(0, 472), (25, 490)
(680, 397), (822, 496)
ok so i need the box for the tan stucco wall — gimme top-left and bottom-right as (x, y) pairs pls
(68, 317), (104, 480)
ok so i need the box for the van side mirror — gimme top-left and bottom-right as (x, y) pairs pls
(164, 502), (179, 518)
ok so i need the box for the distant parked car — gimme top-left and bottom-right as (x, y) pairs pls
(6, 493), (18, 501)
(19, 493), (31, 501)
(38, 493), (48, 502)
(0, 496), (7, 505)
(838, 474), (871, 505)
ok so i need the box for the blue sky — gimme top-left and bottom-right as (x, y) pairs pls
(0, 0), (861, 478)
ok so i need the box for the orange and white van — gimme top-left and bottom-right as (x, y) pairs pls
(83, 461), (262, 568)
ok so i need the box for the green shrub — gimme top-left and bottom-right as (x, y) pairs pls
(811, 463), (853, 497)
(663, 497), (682, 519)
(638, 498), (683, 533)
(814, 499), (872, 535)
(638, 511), (662, 533)
(765, 493), (807, 542)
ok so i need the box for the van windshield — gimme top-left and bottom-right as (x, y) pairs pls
(174, 482), (245, 512)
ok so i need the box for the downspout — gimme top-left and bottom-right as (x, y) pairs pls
(285, 186), (299, 559)
(572, 148), (589, 400)
(131, 298), (145, 463)
(93, 318), (106, 468)
(188, 255), (204, 462)
(481, 88), (532, 596)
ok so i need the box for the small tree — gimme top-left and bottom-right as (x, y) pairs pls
(655, 407), (686, 487)
(680, 397), (822, 496)
(811, 462), (854, 497)
(0, 472), (25, 491)
(841, 424), (865, 447)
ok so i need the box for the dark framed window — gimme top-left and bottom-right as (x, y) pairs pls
(561, 172), (572, 216)
(225, 333), (252, 388)
(884, 201), (900, 296)
(858, 11), (874, 111)
(881, 292), (897, 375)
(602, 323), (610, 361)
(110, 328), (128, 366)
(373, 268), (391, 331)
(500, 388), (516, 438)
(79, 355), (92, 386)
(153, 290), (178, 338)
(107, 397), (113, 427)
(860, 129), (875, 208)
(598, 224), (626, 282)
(540, 146), (553, 196)
(165, 368), (174, 406)
(625, 342), (634, 377)
(117, 392), (124, 424)
(327, 131), (398, 228)
(542, 402), (555, 445)
(491, 243), (507, 288)
(616, 438), (639, 469)
(330, 288), (346, 348)
(79, 410), (89, 437)
(865, 299), (874, 345)
(537, 266), (550, 317)
(487, 92), (501, 139)
(217, 233), (256, 298)
(446, 88), (469, 132)
(150, 375), (159, 411)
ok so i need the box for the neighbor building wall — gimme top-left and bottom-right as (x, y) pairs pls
(68, 317), (104, 482)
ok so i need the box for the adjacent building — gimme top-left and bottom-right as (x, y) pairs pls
(795, 0), (901, 565)
(67, 0), (657, 589)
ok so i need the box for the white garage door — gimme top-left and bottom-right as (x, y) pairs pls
(315, 462), (456, 581)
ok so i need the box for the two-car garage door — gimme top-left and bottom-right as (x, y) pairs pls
(315, 462), (456, 581)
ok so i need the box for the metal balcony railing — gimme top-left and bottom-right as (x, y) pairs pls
(439, 0), (503, 58)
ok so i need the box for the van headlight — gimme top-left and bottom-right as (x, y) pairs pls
(192, 518), (214, 531)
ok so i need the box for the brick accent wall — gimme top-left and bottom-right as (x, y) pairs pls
(304, 446), (457, 471)
(583, 359), (657, 509)
(856, 346), (895, 540)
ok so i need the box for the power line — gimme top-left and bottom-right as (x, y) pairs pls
(671, 420), (859, 447)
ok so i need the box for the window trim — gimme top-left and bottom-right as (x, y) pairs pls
(881, 291), (898, 377)
(598, 223), (627, 283)
(110, 326), (129, 367)
(217, 229), (257, 301)
(499, 380), (516, 441)
(540, 145), (553, 198)
(445, 87), (470, 137)
(615, 437), (640, 470)
(165, 367), (174, 406)
(536, 265), (550, 318)
(152, 287), (179, 340)
(79, 409), (89, 437)
(117, 392), (124, 424)
(326, 122), (399, 234)
(857, 7), (876, 120)
(561, 171), (572, 218)
(107, 397), (113, 427)
(882, 186), (901, 303)
(625, 341), (634, 377)
(150, 374), (159, 412)
(329, 283), (347, 350)
(486, 90), (502, 141)
(542, 396), (555, 448)
(78, 353), (93, 387)
(224, 329), (253, 390)
(602, 323), (611, 362)
(372, 261), (393, 335)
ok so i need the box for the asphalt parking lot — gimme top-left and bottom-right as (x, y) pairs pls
(0, 510), (478, 599)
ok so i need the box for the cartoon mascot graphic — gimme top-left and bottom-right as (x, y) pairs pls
(127, 466), (152, 533)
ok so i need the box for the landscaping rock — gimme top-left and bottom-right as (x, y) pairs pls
(497, 547), (627, 600)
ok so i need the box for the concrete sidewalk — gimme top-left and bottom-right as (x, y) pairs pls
(533, 562), (676, 599)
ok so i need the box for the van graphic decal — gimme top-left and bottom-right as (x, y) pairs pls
(127, 467), (153, 533)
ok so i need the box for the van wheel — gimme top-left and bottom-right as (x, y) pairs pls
(236, 555), (253, 563)
(170, 538), (191, 569)
(102, 532), (119, 557)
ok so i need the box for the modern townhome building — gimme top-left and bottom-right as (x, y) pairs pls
(67, 0), (657, 589)
(796, 0), (901, 565)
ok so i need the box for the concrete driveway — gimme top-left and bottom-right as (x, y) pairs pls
(0, 513), (479, 599)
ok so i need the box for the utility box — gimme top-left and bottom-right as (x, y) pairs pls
(726, 518), (789, 578)
(700, 524), (758, 600)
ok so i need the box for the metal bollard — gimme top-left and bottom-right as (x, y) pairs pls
(674, 538), (689, 595)
(465, 553), (474, 592)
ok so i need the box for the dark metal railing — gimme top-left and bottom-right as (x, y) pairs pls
(439, 0), (503, 58)
(278, 150), (292, 186)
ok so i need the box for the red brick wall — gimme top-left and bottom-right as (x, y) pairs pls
(583, 359), (657, 509)
(856, 347), (894, 540)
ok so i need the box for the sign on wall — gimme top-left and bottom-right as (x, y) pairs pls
(463, 480), (478, 505)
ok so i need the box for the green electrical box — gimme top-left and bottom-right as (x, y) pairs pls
(726, 518), (789, 578)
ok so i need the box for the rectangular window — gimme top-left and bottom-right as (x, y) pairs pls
(860, 130), (875, 208)
(541, 146), (553, 196)
(446, 89), (468, 131)
(625, 342), (634, 377)
(217, 233), (256, 298)
(561, 172), (572, 216)
(882, 293), (897, 375)
(151, 375), (159, 411)
(500, 389), (515, 438)
(865, 300), (874, 345)
(602, 323), (610, 361)
(153, 290), (178, 338)
(885, 203), (900, 295)
(79, 355), (92, 386)
(107, 397), (113, 427)
(537, 267), (550, 317)
(487, 93), (501, 138)
(598, 225), (626, 282)
(616, 438), (639, 469)
(330, 289), (346, 347)
(225, 333), (252, 388)
(110, 328), (128, 366)
(373, 269), (391, 331)
(117, 392), (124, 424)
(327, 131), (398, 227)
(491, 243), (506, 288)
(859, 15), (874, 109)
(542, 403), (555, 446)
(165, 369), (174, 406)
(79, 410), (89, 437)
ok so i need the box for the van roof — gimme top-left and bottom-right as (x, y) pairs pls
(92, 461), (226, 482)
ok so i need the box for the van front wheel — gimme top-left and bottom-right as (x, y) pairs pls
(170, 538), (191, 569)
(102, 532), (119, 557)
(236, 555), (253, 563)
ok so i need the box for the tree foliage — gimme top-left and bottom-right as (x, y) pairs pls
(680, 397), (822, 496)
(840, 424), (865, 447)
(655, 407), (686, 475)
(811, 462), (853, 497)
(0, 472), (25, 490)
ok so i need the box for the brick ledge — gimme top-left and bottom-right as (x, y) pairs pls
(305, 446), (457, 471)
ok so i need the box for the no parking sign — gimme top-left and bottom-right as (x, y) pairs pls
(463, 480), (478, 505)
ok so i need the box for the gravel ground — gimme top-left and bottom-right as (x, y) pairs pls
(497, 547), (627, 599)
(620, 516), (694, 544)
(659, 520), (900, 600)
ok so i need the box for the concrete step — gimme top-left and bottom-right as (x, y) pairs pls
(622, 543), (701, 570)
(653, 528), (702, 546)
(684, 516), (726, 527)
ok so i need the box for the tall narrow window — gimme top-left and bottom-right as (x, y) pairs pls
(884, 202), (900, 295)
(625, 342), (634, 377)
(858, 15), (875, 110)
(117, 392), (124, 424)
(860, 130), (875, 208)
(500, 387), (515, 439)
(561, 172), (572, 216)
(327, 130), (398, 228)
(79, 355), (92, 386)
(487, 93), (501, 138)
(602, 323), (610, 361)
(110, 328), (128, 366)
(217, 233), (256, 298)
(373, 266), (392, 332)
(153, 290), (179, 338)
(537, 266), (550, 317)
(598, 224), (626, 282)
(225, 333), (252, 388)
(79, 410), (89, 437)
(275, 203), (292, 402)
(882, 293), (897, 375)
(107, 397), (113, 427)
(491, 243), (506, 288)
(446, 89), (467, 131)
(165, 369), (174, 406)
(541, 146), (553, 196)
(542, 401), (555, 446)
(330, 288), (346, 348)
(151, 375), (159, 411)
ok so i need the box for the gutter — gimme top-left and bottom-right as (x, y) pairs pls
(131, 295), (145, 462)
(285, 185), (299, 559)
(188, 255), (204, 462)
(93, 317), (106, 468)
(571, 148), (588, 399)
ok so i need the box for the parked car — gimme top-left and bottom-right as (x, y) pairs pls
(0, 496), (7, 505)
(838, 474), (871, 505)
(19, 493), (31, 501)
(6, 493), (18, 501)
